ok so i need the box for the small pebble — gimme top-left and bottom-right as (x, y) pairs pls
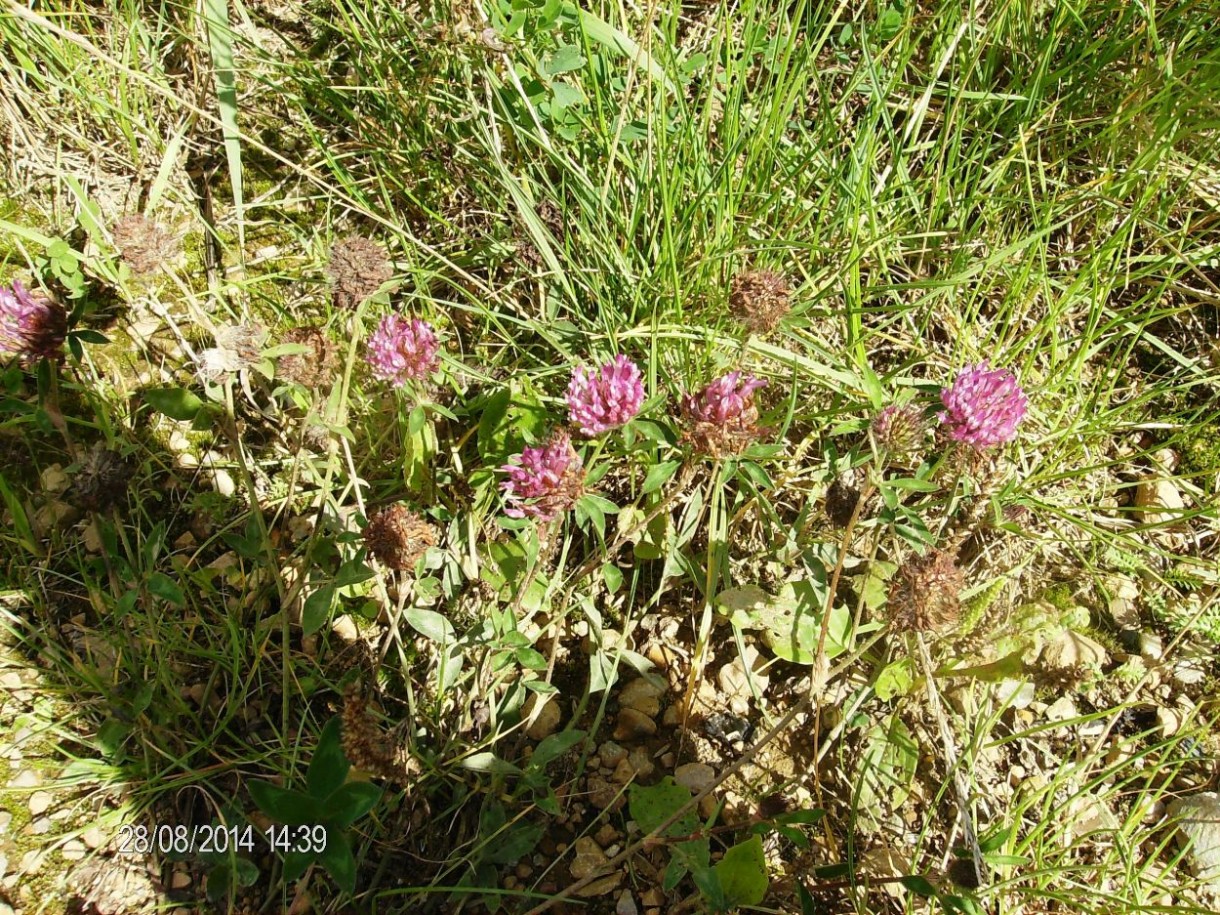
(613, 708), (657, 741)
(1138, 631), (1164, 662)
(619, 677), (664, 717)
(611, 758), (636, 785)
(599, 741), (628, 767)
(523, 696), (562, 740)
(569, 837), (611, 880)
(627, 748), (655, 781)
(675, 763), (716, 794)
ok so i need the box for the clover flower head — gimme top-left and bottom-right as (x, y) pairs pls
(887, 548), (965, 633)
(871, 403), (929, 454)
(729, 269), (791, 335)
(566, 355), (645, 436)
(680, 371), (768, 456)
(681, 371), (766, 425)
(500, 431), (584, 521)
(66, 444), (135, 514)
(112, 214), (179, 274)
(366, 315), (439, 386)
(938, 361), (1028, 449)
(0, 280), (67, 363)
(327, 235), (393, 310)
(196, 322), (266, 382)
(364, 504), (437, 572)
(278, 326), (339, 388)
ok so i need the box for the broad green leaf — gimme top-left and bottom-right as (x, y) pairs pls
(874, 658), (915, 700)
(147, 572), (185, 607)
(601, 562), (623, 593)
(307, 716), (349, 799)
(642, 460), (681, 494)
(202, 0), (245, 252)
(144, 386), (206, 422)
(568, 4), (677, 92)
(530, 729), (586, 770)
(897, 874), (938, 896)
(247, 782), (324, 825)
(551, 80), (584, 108)
(484, 822), (543, 864)
(404, 606), (456, 643)
(282, 849), (311, 883)
(545, 44), (585, 74)
(325, 782), (382, 828)
(515, 647), (548, 669)
(856, 714), (918, 820)
(935, 649), (1026, 682)
(629, 778), (698, 838)
(301, 583), (336, 636)
(713, 835), (769, 907)
(717, 580), (853, 664)
(317, 830), (356, 894)
(774, 809), (827, 827)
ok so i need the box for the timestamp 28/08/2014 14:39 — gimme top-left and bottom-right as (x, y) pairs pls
(116, 823), (329, 856)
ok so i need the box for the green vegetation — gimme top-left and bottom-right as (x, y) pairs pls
(1, 1), (1217, 913)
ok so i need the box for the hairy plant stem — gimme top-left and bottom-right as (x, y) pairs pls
(681, 461), (724, 725)
(914, 630), (986, 889)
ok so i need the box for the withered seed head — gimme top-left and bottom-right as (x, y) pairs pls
(825, 475), (862, 528)
(326, 235), (393, 310)
(112, 214), (179, 275)
(887, 548), (965, 633)
(728, 269), (791, 335)
(341, 682), (416, 783)
(278, 326), (338, 387)
(67, 444), (134, 513)
(363, 504), (437, 571)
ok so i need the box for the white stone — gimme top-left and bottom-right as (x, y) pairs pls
(211, 469), (237, 498)
(615, 889), (639, 915)
(995, 679), (1036, 710)
(1044, 695), (1078, 723)
(1138, 631), (1164, 662)
(1168, 792), (1220, 891)
(1041, 629), (1107, 671)
(674, 762), (716, 794)
(1135, 479), (1185, 526)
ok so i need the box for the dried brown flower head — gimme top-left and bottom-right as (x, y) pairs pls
(112, 214), (179, 275)
(341, 682), (417, 783)
(887, 549), (965, 633)
(363, 504), (437, 571)
(196, 322), (266, 381)
(729, 269), (791, 335)
(326, 235), (393, 310)
(278, 326), (338, 387)
(825, 475), (862, 528)
(67, 444), (134, 513)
